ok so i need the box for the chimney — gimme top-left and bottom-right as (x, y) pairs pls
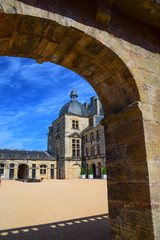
(90, 96), (96, 104)
(84, 102), (88, 108)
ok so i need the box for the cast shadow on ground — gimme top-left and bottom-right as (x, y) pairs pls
(0, 214), (109, 240)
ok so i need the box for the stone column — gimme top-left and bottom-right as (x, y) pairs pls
(103, 102), (154, 239)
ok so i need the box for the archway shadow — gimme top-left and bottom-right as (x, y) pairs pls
(0, 214), (109, 240)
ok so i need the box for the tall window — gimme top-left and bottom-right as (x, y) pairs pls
(72, 139), (80, 157)
(91, 147), (94, 156)
(97, 145), (100, 155)
(40, 165), (47, 175)
(72, 120), (79, 129)
(57, 123), (60, 133)
(0, 163), (5, 175)
(86, 148), (88, 156)
(96, 130), (99, 140)
(90, 132), (94, 141)
(85, 135), (88, 142)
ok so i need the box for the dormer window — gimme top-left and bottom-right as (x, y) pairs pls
(89, 117), (94, 127)
(72, 120), (79, 129)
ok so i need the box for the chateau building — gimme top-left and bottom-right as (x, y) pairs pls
(48, 89), (106, 179)
(0, 89), (106, 180)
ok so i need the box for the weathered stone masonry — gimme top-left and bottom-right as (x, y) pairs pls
(0, 1), (160, 239)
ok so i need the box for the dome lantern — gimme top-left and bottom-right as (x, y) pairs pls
(70, 88), (78, 100)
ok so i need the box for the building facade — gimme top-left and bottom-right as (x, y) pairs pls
(83, 118), (106, 178)
(48, 89), (106, 179)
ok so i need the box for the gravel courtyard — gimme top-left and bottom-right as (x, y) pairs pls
(0, 179), (109, 240)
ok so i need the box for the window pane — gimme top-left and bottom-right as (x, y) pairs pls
(77, 150), (80, 156)
(72, 120), (75, 129)
(72, 150), (75, 156)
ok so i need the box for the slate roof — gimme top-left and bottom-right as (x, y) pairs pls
(59, 89), (89, 117)
(0, 149), (55, 160)
(59, 100), (89, 117)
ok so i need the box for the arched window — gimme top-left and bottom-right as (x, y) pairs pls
(0, 163), (5, 175)
(40, 165), (47, 175)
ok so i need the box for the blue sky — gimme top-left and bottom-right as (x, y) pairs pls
(0, 56), (97, 151)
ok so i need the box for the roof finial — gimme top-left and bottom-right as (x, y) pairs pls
(70, 88), (78, 100)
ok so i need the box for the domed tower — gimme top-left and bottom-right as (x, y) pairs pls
(59, 88), (89, 117)
(48, 88), (90, 180)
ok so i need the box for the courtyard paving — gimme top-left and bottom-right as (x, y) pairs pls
(0, 179), (109, 240)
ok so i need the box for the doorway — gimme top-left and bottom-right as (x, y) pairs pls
(18, 164), (29, 179)
(92, 164), (96, 178)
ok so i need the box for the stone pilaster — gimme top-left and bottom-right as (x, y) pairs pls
(5, 167), (9, 180)
(28, 168), (32, 178)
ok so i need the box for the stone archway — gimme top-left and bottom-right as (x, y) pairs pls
(18, 164), (29, 179)
(0, 1), (160, 239)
